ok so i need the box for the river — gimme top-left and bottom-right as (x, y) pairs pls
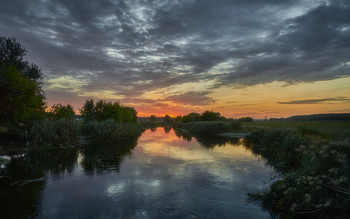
(0, 128), (274, 218)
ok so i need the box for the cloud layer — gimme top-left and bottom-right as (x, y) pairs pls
(1, 0), (349, 109)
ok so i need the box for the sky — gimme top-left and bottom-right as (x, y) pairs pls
(1, 0), (350, 118)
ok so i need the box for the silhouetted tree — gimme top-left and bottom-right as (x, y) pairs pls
(149, 115), (156, 122)
(0, 37), (45, 130)
(0, 37), (42, 84)
(80, 98), (137, 123)
(0, 66), (45, 128)
(200, 110), (220, 121)
(238, 117), (253, 122)
(48, 103), (75, 119)
(164, 114), (173, 123)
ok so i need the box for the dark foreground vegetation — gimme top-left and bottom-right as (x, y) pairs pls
(0, 36), (143, 148)
(245, 128), (350, 218)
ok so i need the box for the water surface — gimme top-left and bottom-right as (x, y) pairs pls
(0, 128), (273, 218)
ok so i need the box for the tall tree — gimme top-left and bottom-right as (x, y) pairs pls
(0, 37), (42, 83)
(0, 36), (46, 129)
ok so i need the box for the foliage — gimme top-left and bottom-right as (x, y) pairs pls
(0, 67), (45, 128)
(164, 114), (173, 123)
(181, 112), (201, 123)
(48, 103), (75, 119)
(0, 36), (42, 86)
(245, 129), (310, 172)
(28, 118), (78, 148)
(81, 119), (145, 142)
(200, 111), (220, 121)
(188, 122), (232, 135)
(149, 115), (156, 122)
(229, 121), (242, 130)
(80, 99), (137, 123)
(246, 128), (350, 217)
(238, 117), (253, 122)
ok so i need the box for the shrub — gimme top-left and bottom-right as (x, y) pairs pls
(238, 117), (253, 122)
(189, 121), (231, 135)
(229, 121), (241, 130)
(247, 129), (350, 217)
(164, 114), (173, 123)
(149, 115), (156, 122)
(249, 140), (350, 217)
(200, 111), (220, 121)
(81, 119), (145, 142)
(28, 118), (78, 148)
(245, 129), (309, 172)
(80, 99), (137, 123)
(48, 103), (75, 119)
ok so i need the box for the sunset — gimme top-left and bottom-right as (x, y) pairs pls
(1, 0), (350, 218)
(1, 0), (349, 118)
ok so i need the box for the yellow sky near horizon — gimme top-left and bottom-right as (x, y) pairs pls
(45, 76), (350, 119)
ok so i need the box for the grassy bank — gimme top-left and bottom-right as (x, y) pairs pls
(246, 128), (350, 217)
(81, 119), (145, 142)
(241, 121), (350, 137)
(27, 118), (79, 148)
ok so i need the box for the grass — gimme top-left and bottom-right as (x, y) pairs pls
(28, 118), (79, 148)
(241, 121), (350, 137)
(81, 119), (145, 142)
(246, 128), (350, 217)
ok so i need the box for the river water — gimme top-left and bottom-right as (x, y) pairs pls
(0, 128), (274, 218)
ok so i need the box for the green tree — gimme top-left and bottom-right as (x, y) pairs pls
(80, 98), (137, 123)
(0, 67), (45, 128)
(80, 98), (95, 121)
(0, 37), (42, 85)
(180, 112), (201, 123)
(149, 115), (156, 122)
(164, 114), (173, 123)
(238, 117), (253, 122)
(49, 103), (75, 119)
(200, 110), (220, 121)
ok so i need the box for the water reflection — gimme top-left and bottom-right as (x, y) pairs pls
(81, 137), (138, 174)
(0, 128), (273, 218)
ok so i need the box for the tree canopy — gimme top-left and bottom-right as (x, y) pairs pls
(0, 36), (46, 129)
(48, 103), (75, 119)
(0, 67), (45, 127)
(0, 37), (42, 84)
(81, 99), (137, 123)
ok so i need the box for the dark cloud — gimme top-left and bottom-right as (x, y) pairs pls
(1, 0), (349, 105)
(164, 91), (215, 106)
(278, 97), (350, 104)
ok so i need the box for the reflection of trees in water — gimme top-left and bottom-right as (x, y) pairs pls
(174, 129), (192, 142)
(164, 126), (171, 133)
(0, 148), (79, 218)
(81, 136), (139, 175)
(150, 127), (157, 132)
(173, 128), (242, 147)
(0, 136), (140, 217)
(194, 135), (240, 148)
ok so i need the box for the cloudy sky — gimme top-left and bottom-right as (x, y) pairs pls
(1, 0), (350, 118)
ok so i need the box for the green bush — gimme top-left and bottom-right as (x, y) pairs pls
(188, 121), (232, 135)
(245, 129), (309, 172)
(80, 99), (137, 123)
(28, 118), (78, 148)
(247, 129), (350, 217)
(48, 103), (75, 119)
(229, 121), (241, 130)
(81, 119), (145, 142)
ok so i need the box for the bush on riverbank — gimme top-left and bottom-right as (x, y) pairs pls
(245, 129), (310, 172)
(81, 119), (145, 142)
(189, 121), (232, 135)
(28, 118), (78, 148)
(247, 129), (350, 217)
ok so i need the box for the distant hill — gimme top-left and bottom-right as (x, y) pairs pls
(270, 113), (350, 121)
